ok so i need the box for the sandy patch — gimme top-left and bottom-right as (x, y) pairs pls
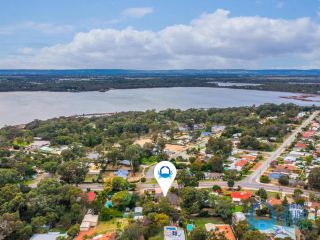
(165, 144), (186, 152)
(134, 138), (152, 146)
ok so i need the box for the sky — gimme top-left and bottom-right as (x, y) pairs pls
(0, 0), (320, 69)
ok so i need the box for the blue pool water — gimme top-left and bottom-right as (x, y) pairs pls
(249, 219), (275, 231)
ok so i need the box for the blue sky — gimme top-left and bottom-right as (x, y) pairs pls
(0, 0), (320, 69)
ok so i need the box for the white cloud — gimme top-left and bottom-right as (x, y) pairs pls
(0, 21), (74, 35)
(122, 7), (154, 18)
(22, 21), (74, 34)
(2, 9), (320, 69)
(17, 47), (33, 55)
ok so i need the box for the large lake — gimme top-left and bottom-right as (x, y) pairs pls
(1, 87), (319, 127)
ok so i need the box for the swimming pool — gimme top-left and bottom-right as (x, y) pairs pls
(249, 219), (275, 231)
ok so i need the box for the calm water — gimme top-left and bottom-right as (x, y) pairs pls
(0, 87), (319, 127)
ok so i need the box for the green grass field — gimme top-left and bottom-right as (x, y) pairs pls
(191, 217), (225, 229)
(95, 218), (129, 234)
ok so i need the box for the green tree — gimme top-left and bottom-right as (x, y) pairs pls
(125, 144), (144, 173)
(260, 175), (270, 183)
(191, 227), (207, 240)
(308, 167), (320, 189)
(242, 230), (267, 240)
(206, 137), (232, 156)
(212, 185), (222, 192)
(120, 223), (144, 240)
(67, 224), (80, 238)
(256, 188), (268, 201)
(278, 175), (289, 186)
(148, 213), (169, 226)
(239, 136), (261, 150)
(227, 179), (235, 188)
(42, 161), (59, 174)
(215, 198), (235, 221)
(234, 221), (250, 240)
(180, 187), (206, 214)
(0, 169), (19, 187)
(209, 155), (224, 173)
(111, 176), (128, 192)
(111, 191), (132, 209)
(57, 161), (88, 184)
(176, 169), (199, 188)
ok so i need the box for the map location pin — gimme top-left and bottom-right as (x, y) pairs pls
(154, 161), (177, 197)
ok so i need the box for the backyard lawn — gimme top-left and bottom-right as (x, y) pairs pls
(84, 174), (99, 183)
(94, 218), (129, 234)
(191, 217), (225, 229)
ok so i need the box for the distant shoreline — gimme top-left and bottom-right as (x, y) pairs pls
(0, 85), (319, 95)
(1, 72), (320, 94)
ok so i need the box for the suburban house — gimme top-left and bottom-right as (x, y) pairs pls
(231, 191), (251, 204)
(87, 191), (96, 203)
(205, 224), (236, 240)
(295, 142), (308, 150)
(88, 163), (101, 174)
(211, 125), (226, 133)
(80, 213), (99, 231)
(303, 131), (316, 139)
(194, 123), (205, 130)
(134, 207), (144, 221)
(305, 201), (320, 219)
(115, 170), (129, 179)
(241, 155), (257, 162)
(30, 232), (67, 240)
(164, 226), (185, 240)
(86, 152), (100, 160)
(261, 225), (301, 240)
(204, 172), (223, 180)
(232, 212), (246, 225)
(119, 160), (131, 166)
(235, 159), (248, 170)
(267, 198), (283, 206)
(273, 164), (298, 175)
(27, 140), (50, 152)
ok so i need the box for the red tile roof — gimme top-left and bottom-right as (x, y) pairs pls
(87, 191), (96, 203)
(295, 142), (307, 149)
(303, 131), (316, 138)
(235, 160), (248, 167)
(267, 198), (282, 206)
(231, 191), (251, 200)
(276, 164), (297, 171)
(213, 225), (236, 240)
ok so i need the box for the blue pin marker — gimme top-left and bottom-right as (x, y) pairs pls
(154, 161), (177, 196)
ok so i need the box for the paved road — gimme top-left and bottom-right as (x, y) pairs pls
(244, 110), (319, 185)
(79, 111), (320, 196)
(139, 111), (320, 195)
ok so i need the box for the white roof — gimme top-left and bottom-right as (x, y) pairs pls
(205, 223), (216, 232)
(233, 212), (246, 221)
(83, 214), (98, 222)
(80, 221), (91, 229)
(30, 232), (66, 240)
(134, 207), (143, 213)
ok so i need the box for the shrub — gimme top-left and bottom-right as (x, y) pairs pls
(278, 175), (289, 186)
(100, 208), (122, 221)
(260, 175), (270, 183)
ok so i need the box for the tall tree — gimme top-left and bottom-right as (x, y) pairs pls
(57, 161), (88, 184)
